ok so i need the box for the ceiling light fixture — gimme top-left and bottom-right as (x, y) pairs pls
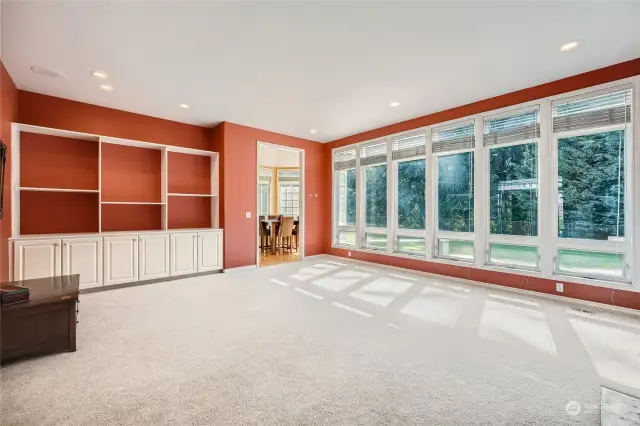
(309, 129), (317, 134)
(99, 84), (113, 92)
(560, 41), (579, 52)
(92, 70), (108, 79)
(30, 66), (67, 79)
(180, 104), (189, 109)
(389, 101), (401, 107)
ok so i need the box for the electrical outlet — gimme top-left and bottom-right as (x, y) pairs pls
(556, 283), (564, 293)
(348, 251), (352, 257)
(245, 212), (251, 219)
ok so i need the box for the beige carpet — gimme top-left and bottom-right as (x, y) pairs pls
(2, 255), (639, 425)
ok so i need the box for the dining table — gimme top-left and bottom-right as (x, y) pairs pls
(261, 218), (299, 254)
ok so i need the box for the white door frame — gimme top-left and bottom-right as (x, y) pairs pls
(256, 141), (305, 266)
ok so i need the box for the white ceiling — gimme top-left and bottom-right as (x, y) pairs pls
(258, 143), (300, 168)
(2, 1), (640, 143)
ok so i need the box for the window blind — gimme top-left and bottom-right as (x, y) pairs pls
(392, 131), (426, 160)
(432, 121), (475, 153)
(259, 176), (271, 183)
(484, 109), (540, 146)
(553, 87), (632, 133)
(334, 148), (356, 170)
(360, 140), (388, 166)
(278, 170), (300, 183)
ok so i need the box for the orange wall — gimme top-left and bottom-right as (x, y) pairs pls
(323, 57), (640, 310)
(101, 144), (162, 203)
(218, 122), (330, 269)
(328, 57), (640, 149)
(1, 62), (19, 281)
(20, 133), (99, 190)
(18, 91), (210, 150)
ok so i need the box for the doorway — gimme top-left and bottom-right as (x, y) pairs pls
(256, 142), (304, 267)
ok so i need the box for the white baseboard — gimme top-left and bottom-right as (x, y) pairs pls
(223, 265), (258, 273)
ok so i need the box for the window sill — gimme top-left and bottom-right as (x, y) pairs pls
(329, 245), (639, 293)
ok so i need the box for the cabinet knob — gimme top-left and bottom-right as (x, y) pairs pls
(133, 238), (137, 242)
(54, 243), (59, 247)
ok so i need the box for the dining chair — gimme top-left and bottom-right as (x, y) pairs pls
(292, 223), (298, 251)
(278, 216), (295, 253)
(259, 220), (270, 253)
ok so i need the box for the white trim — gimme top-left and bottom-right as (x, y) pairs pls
(223, 264), (257, 273)
(18, 187), (99, 193)
(255, 141), (305, 267)
(330, 76), (639, 293)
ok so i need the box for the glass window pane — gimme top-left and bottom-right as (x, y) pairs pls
(435, 239), (474, 261)
(364, 233), (387, 250)
(397, 159), (425, 230)
(489, 143), (538, 236)
(337, 230), (355, 247)
(557, 249), (624, 280)
(338, 169), (356, 226)
(489, 243), (538, 269)
(365, 165), (387, 227)
(557, 130), (625, 240)
(438, 152), (474, 232)
(396, 235), (426, 255)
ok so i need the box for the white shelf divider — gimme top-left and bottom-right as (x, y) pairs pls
(167, 193), (215, 197)
(101, 201), (166, 205)
(19, 187), (99, 193)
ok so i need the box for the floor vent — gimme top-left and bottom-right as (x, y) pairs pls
(570, 307), (597, 316)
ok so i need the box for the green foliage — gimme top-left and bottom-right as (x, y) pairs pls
(438, 152), (474, 232)
(489, 142), (538, 236)
(398, 159), (425, 229)
(558, 129), (625, 240)
(365, 165), (387, 227)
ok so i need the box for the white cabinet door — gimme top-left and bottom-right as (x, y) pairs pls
(170, 232), (198, 276)
(198, 231), (223, 272)
(62, 237), (102, 289)
(139, 233), (170, 281)
(13, 239), (62, 281)
(104, 235), (138, 285)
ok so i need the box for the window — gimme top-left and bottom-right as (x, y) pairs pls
(334, 148), (357, 246)
(393, 131), (426, 255)
(484, 108), (540, 269)
(437, 152), (474, 233)
(436, 238), (474, 261)
(553, 87), (632, 280)
(258, 183), (270, 216)
(433, 121), (476, 262)
(278, 169), (300, 216)
(279, 184), (299, 216)
(258, 169), (272, 217)
(361, 140), (388, 250)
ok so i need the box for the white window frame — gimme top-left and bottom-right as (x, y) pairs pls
(332, 148), (357, 247)
(551, 120), (632, 282)
(393, 139), (428, 257)
(432, 132), (476, 263)
(483, 106), (541, 271)
(360, 145), (389, 251)
(329, 76), (639, 292)
(278, 181), (300, 216)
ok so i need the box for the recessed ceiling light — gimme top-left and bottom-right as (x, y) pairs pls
(560, 41), (579, 52)
(309, 129), (317, 134)
(180, 104), (189, 109)
(389, 101), (401, 107)
(30, 66), (67, 79)
(92, 70), (108, 79)
(99, 84), (113, 92)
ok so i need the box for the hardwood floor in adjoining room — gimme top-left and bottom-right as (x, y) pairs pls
(260, 250), (300, 267)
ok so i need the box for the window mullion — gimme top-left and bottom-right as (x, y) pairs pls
(387, 138), (394, 255)
(355, 145), (363, 250)
(474, 117), (486, 268)
(539, 99), (554, 277)
(425, 127), (434, 260)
